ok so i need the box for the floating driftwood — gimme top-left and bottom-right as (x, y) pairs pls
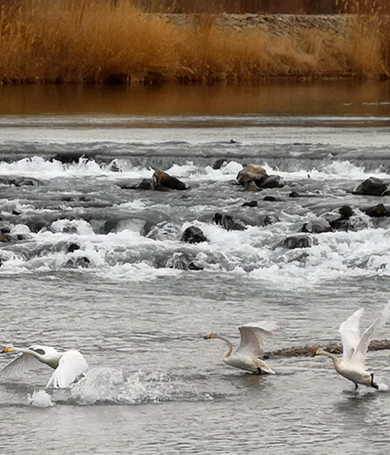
(265, 339), (390, 358)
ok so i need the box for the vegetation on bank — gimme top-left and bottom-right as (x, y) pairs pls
(0, 0), (389, 84)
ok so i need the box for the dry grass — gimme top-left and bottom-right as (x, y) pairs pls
(0, 0), (389, 84)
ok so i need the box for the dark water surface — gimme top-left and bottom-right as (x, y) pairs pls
(1, 80), (390, 117)
(1, 80), (390, 455)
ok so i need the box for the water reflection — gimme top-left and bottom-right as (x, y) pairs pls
(1, 80), (390, 116)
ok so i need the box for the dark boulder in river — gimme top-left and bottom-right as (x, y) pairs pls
(119, 171), (188, 191)
(236, 164), (284, 189)
(362, 203), (390, 218)
(353, 176), (388, 196)
(329, 205), (354, 231)
(236, 164), (268, 185)
(259, 174), (285, 189)
(181, 226), (209, 244)
(212, 158), (227, 170)
(51, 153), (90, 164)
(283, 234), (313, 249)
(153, 170), (188, 190)
(212, 213), (246, 231)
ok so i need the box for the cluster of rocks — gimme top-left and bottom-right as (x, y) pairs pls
(125, 165), (390, 254)
(120, 169), (189, 191)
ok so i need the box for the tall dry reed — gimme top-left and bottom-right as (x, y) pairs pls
(0, 0), (389, 84)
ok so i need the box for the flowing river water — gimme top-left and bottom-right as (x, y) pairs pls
(1, 80), (390, 454)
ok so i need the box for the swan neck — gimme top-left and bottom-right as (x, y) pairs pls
(214, 334), (234, 357)
(321, 350), (340, 366)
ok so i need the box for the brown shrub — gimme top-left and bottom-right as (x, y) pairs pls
(0, 0), (389, 83)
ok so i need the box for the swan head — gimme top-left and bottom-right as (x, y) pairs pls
(315, 348), (325, 356)
(1, 345), (15, 354)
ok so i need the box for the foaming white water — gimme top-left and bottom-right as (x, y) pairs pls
(0, 155), (387, 184)
(3, 210), (390, 284)
(26, 389), (54, 407)
(70, 367), (173, 405)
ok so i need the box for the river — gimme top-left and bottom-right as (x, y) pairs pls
(0, 80), (390, 454)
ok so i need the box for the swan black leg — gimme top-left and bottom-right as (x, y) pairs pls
(370, 373), (379, 389)
(256, 367), (262, 375)
(354, 383), (358, 392)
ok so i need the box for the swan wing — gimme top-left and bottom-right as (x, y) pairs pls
(0, 353), (42, 381)
(46, 350), (88, 388)
(236, 321), (277, 357)
(339, 307), (364, 361)
(351, 302), (390, 365)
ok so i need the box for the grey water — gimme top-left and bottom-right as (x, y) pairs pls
(1, 80), (390, 454)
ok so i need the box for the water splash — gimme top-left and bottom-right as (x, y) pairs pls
(70, 367), (173, 405)
(26, 389), (54, 407)
(377, 383), (389, 392)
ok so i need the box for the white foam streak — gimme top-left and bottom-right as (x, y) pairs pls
(0, 154), (387, 183)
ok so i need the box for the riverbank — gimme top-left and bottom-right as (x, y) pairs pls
(156, 13), (353, 37)
(0, 0), (389, 84)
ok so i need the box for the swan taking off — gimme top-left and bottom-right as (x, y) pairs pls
(316, 302), (390, 391)
(204, 321), (277, 374)
(0, 344), (89, 388)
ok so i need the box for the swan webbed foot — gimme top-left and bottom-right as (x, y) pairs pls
(256, 367), (262, 375)
(354, 383), (359, 392)
(370, 373), (379, 389)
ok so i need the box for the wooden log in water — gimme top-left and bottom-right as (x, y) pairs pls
(265, 339), (390, 358)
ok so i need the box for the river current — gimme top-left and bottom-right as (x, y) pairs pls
(1, 81), (390, 454)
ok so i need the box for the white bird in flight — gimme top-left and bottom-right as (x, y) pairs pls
(316, 302), (390, 391)
(0, 344), (89, 388)
(204, 321), (277, 374)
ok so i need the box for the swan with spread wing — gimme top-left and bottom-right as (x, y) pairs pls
(204, 321), (277, 374)
(0, 344), (89, 388)
(316, 302), (390, 391)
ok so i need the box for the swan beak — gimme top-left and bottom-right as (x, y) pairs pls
(1, 347), (10, 353)
(204, 334), (213, 340)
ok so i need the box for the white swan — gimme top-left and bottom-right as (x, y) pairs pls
(204, 321), (277, 374)
(316, 302), (390, 391)
(0, 344), (89, 388)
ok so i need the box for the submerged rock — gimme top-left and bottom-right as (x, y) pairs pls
(283, 234), (313, 249)
(329, 205), (354, 231)
(212, 213), (246, 231)
(242, 200), (258, 207)
(0, 176), (43, 187)
(259, 174), (285, 189)
(302, 219), (332, 234)
(166, 252), (204, 270)
(65, 256), (91, 268)
(119, 178), (153, 190)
